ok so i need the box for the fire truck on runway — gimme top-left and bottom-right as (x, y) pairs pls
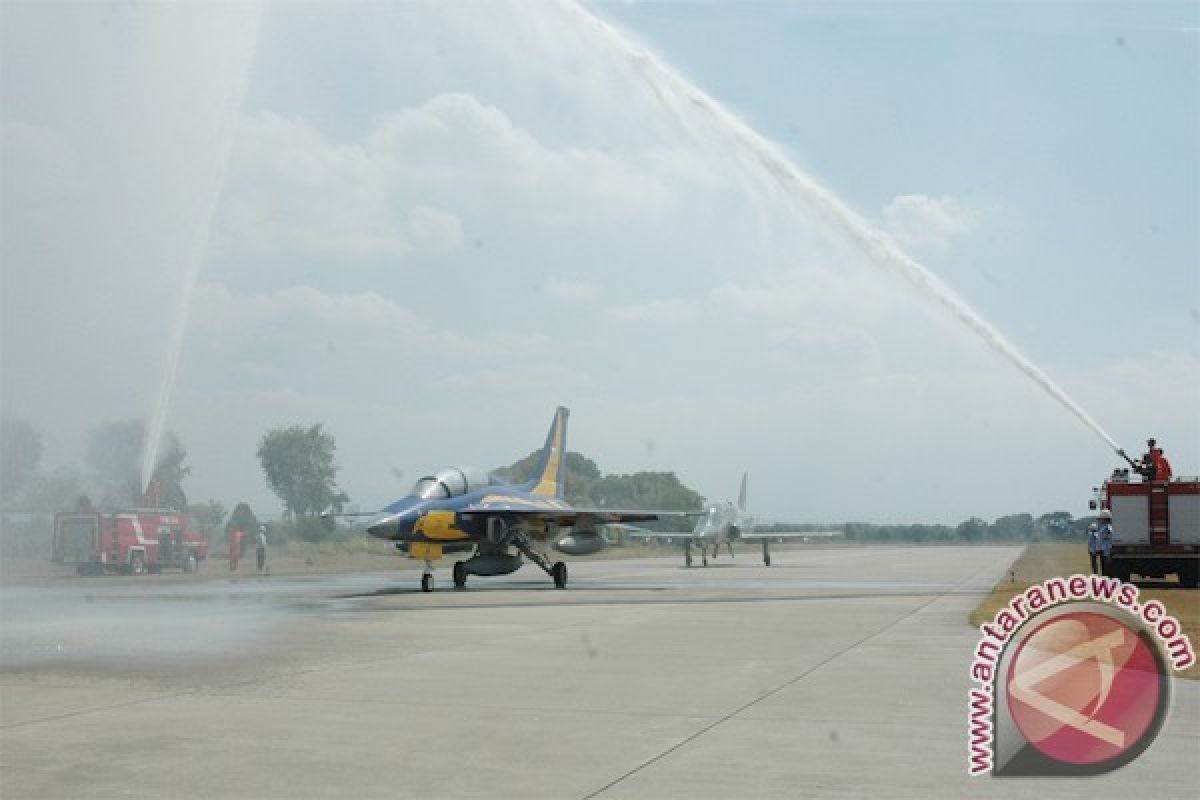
(52, 508), (209, 576)
(1093, 471), (1200, 587)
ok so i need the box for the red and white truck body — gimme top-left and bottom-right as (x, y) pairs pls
(52, 509), (209, 576)
(1099, 475), (1200, 587)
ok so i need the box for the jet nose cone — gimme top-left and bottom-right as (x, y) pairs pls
(367, 513), (408, 539)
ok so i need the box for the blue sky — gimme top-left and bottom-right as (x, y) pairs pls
(3, 1), (1196, 523)
(602, 0), (1198, 360)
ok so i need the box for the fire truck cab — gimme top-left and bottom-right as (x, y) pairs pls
(1094, 471), (1200, 587)
(52, 509), (209, 576)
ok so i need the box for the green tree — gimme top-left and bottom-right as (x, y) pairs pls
(495, 451), (704, 531)
(257, 423), (349, 519)
(226, 501), (260, 534)
(224, 501), (260, 555)
(86, 419), (189, 507)
(495, 450), (602, 505)
(590, 471), (704, 511)
(956, 516), (988, 542)
(152, 434), (191, 509)
(1, 418), (43, 504)
(21, 467), (87, 512)
(189, 499), (226, 532)
(990, 513), (1034, 541)
(86, 419), (143, 504)
(1036, 511), (1074, 540)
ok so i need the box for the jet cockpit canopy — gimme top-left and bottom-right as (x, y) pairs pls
(410, 466), (490, 500)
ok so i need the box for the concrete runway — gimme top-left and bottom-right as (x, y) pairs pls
(2, 545), (1197, 798)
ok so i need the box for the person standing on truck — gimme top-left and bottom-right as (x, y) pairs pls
(1086, 522), (1103, 575)
(1096, 509), (1114, 576)
(1153, 449), (1173, 482)
(256, 525), (268, 574)
(1136, 438), (1163, 481)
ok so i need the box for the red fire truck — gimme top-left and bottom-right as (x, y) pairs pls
(1094, 472), (1200, 587)
(52, 509), (209, 576)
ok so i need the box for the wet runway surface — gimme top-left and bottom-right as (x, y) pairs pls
(0, 549), (963, 672)
(3, 546), (1197, 798)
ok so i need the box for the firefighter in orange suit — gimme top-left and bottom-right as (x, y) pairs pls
(1136, 438), (1163, 481)
(1154, 449), (1172, 482)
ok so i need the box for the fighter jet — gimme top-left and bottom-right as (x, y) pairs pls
(353, 406), (699, 591)
(636, 473), (832, 567)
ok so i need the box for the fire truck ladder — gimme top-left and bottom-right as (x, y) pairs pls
(1148, 483), (1169, 546)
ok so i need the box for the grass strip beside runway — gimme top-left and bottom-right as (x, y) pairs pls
(968, 542), (1199, 680)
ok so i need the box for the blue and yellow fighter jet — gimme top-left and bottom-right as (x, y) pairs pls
(360, 406), (688, 592)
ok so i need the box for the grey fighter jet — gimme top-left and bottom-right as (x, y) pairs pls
(637, 473), (837, 567)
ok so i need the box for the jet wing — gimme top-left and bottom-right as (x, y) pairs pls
(626, 529), (706, 540)
(742, 529), (842, 540)
(628, 529), (840, 541)
(458, 501), (700, 527)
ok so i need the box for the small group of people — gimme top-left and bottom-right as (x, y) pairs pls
(1121, 437), (1173, 483)
(1086, 509), (1113, 575)
(230, 525), (269, 574)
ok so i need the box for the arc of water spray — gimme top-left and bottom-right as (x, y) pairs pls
(553, 0), (1121, 455)
(140, 5), (265, 493)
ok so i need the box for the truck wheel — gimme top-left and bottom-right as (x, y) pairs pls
(129, 553), (146, 575)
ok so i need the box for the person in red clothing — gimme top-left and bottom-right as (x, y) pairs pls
(1154, 449), (1173, 482)
(1136, 438), (1163, 481)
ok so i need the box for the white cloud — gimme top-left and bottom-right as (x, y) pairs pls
(407, 206), (464, 251)
(214, 93), (676, 262)
(217, 111), (411, 258)
(542, 278), (599, 301)
(1071, 350), (1200, 455)
(191, 282), (556, 365)
(195, 282), (423, 331)
(882, 194), (978, 250)
(606, 296), (699, 323)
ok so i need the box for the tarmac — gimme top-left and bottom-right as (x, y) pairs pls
(2, 545), (1197, 799)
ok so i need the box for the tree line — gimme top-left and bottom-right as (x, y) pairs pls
(2, 417), (196, 514)
(0, 416), (345, 544)
(2, 415), (1098, 545)
(841, 511), (1087, 543)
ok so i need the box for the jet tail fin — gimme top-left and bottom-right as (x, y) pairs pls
(528, 406), (570, 498)
(737, 472), (748, 511)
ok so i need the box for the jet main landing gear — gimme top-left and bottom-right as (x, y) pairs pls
(509, 530), (568, 589)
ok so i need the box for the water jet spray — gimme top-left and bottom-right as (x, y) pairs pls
(555, 0), (1124, 458)
(138, 4), (264, 495)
